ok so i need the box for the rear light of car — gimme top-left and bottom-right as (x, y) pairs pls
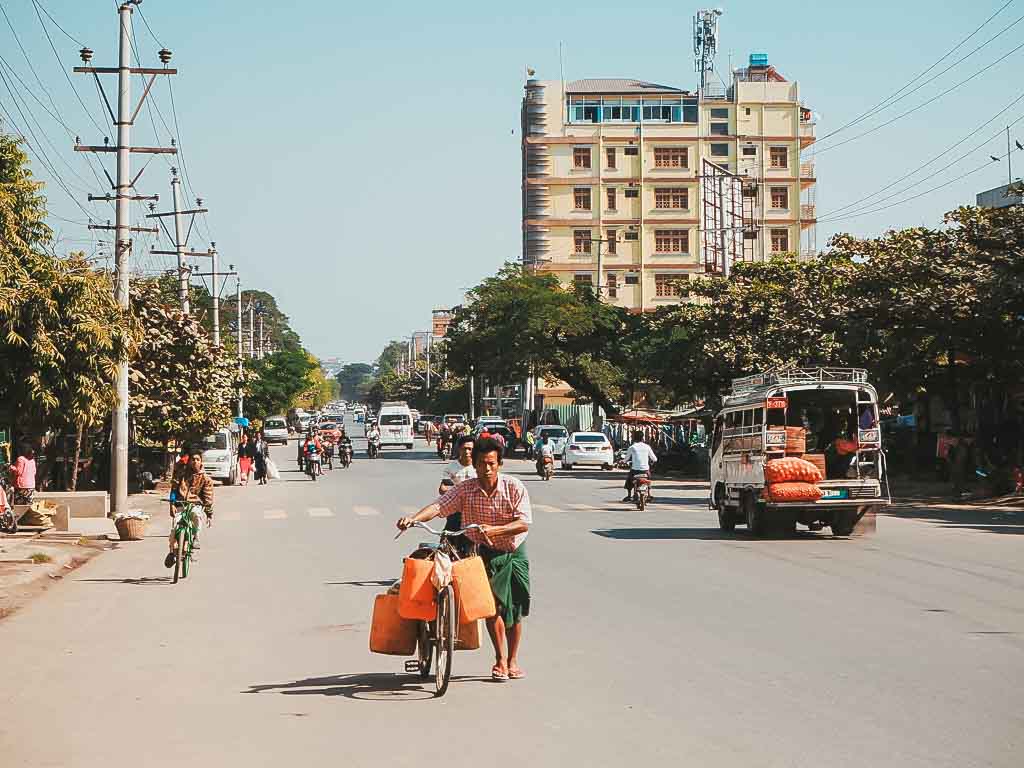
(569, 444), (580, 451)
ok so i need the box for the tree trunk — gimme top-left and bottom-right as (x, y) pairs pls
(69, 423), (84, 491)
(163, 440), (175, 480)
(948, 346), (962, 434)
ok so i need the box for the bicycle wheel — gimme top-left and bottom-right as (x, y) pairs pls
(181, 528), (192, 579)
(416, 622), (432, 680)
(433, 585), (455, 697)
(173, 528), (185, 584)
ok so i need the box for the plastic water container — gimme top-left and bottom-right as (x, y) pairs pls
(452, 556), (497, 624)
(397, 558), (436, 620)
(369, 594), (417, 655)
(750, 53), (769, 68)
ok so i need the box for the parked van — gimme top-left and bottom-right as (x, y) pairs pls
(710, 368), (889, 537)
(263, 415), (289, 445)
(378, 401), (414, 449)
(201, 427), (240, 486)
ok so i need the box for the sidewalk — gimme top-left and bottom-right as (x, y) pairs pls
(0, 491), (168, 621)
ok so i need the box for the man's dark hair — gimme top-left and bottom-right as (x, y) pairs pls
(472, 436), (504, 465)
(632, 430), (643, 442)
(188, 447), (203, 459)
(456, 434), (474, 449)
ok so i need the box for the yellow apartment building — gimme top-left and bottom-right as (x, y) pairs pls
(521, 59), (817, 311)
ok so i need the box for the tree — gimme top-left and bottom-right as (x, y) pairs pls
(129, 280), (237, 474)
(336, 362), (373, 400)
(293, 353), (333, 410)
(243, 347), (317, 420)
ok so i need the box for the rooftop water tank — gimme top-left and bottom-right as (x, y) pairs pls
(749, 53), (768, 68)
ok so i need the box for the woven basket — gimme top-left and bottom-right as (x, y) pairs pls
(114, 517), (147, 541)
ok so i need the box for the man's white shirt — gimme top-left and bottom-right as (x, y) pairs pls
(442, 460), (476, 486)
(627, 442), (658, 471)
(540, 443), (554, 459)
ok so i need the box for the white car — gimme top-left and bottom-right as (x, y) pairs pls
(561, 432), (614, 470)
(201, 428), (240, 485)
(263, 415), (289, 444)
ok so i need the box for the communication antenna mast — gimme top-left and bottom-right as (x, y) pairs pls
(693, 8), (724, 94)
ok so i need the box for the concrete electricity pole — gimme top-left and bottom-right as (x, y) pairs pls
(235, 274), (244, 418)
(189, 243), (233, 347)
(258, 315), (264, 359)
(425, 335), (431, 393)
(146, 173), (209, 313)
(74, 1), (176, 515)
(248, 303), (255, 358)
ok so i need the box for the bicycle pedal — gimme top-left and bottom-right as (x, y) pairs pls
(404, 660), (420, 672)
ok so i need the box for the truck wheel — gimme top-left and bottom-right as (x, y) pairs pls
(715, 488), (735, 532)
(832, 511), (856, 537)
(743, 493), (765, 537)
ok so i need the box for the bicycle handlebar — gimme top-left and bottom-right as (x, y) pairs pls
(393, 521), (482, 540)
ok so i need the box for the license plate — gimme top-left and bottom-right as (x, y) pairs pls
(389, 429), (401, 434)
(820, 488), (848, 500)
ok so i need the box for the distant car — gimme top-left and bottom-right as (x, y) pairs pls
(444, 414), (467, 426)
(319, 422), (342, 442)
(473, 424), (517, 455)
(532, 425), (569, 458)
(263, 416), (289, 445)
(416, 414), (436, 434)
(201, 428), (240, 486)
(475, 416), (507, 430)
(562, 431), (614, 470)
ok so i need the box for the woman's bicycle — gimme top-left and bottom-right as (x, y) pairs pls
(394, 521), (481, 697)
(169, 499), (203, 584)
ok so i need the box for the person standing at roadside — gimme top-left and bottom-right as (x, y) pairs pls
(9, 442), (37, 505)
(398, 436), (531, 682)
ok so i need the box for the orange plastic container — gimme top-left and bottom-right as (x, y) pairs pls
(455, 619), (482, 651)
(369, 594), (418, 655)
(452, 556), (497, 624)
(397, 558), (436, 620)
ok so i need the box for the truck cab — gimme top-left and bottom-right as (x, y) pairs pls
(709, 368), (888, 536)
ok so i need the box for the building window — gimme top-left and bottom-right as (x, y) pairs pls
(655, 188), (689, 210)
(625, 273), (639, 285)
(710, 143), (729, 157)
(770, 187), (789, 209)
(573, 273), (593, 290)
(655, 273), (686, 298)
(624, 230), (639, 241)
(606, 147), (616, 169)
(655, 229), (689, 253)
(574, 229), (592, 254)
(574, 187), (592, 210)
(711, 108), (729, 119)
(742, 146), (757, 156)
(573, 147), (591, 169)
(606, 272), (618, 299)
(710, 123), (729, 136)
(606, 229), (617, 254)
(654, 147), (688, 168)
(770, 146), (788, 169)
(624, 146), (639, 156)
(770, 228), (789, 253)
(745, 107), (751, 116)
(624, 188), (639, 198)
(606, 187), (616, 211)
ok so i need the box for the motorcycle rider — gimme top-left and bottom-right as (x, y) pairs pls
(302, 431), (323, 475)
(622, 430), (657, 503)
(366, 421), (381, 457)
(337, 428), (354, 464)
(535, 435), (554, 476)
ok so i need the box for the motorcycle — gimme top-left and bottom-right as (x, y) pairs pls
(368, 435), (380, 459)
(536, 455), (554, 481)
(305, 450), (321, 481)
(322, 442), (335, 470)
(0, 477), (17, 534)
(339, 442), (353, 468)
(633, 472), (652, 511)
(436, 436), (447, 459)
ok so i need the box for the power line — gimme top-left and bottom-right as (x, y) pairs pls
(136, 6), (165, 49)
(818, 144), (1024, 224)
(31, 0), (84, 46)
(817, 0), (1017, 143)
(821, 92), (1024, 218)
(812, 39), (1024, 156)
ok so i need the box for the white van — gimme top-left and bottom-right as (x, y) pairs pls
(263, 415), (289, 445)
(378, 401), (414, 450)
(201, 427), (240, 486)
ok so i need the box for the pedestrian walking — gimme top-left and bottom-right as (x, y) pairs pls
(9, 442), (37, 505)
(253, 432), (269, 485)
(238, 433), (253, 486)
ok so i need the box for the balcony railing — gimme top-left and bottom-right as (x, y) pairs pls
(799, 161), (815, 180)
(800, 203), (817, 220)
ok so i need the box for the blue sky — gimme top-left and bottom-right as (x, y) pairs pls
(1, 0), (1021, 362)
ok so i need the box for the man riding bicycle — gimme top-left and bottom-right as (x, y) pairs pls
(164, 447), (214, 568)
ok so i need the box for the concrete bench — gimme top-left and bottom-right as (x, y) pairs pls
(34, 491), (108, 519)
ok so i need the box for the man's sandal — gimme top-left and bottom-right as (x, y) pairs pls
(491, 665), (509, 682)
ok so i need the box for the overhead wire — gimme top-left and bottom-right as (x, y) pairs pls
(817, 0), (1017, 142)
(31, 0), (84, 46)
(811, 39), (1024, 156)
(821, 91), (1024, 218)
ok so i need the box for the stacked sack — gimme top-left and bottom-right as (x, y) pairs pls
(763, 457), (823, 502)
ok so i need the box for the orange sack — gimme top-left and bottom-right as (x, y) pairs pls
(764, 457), (824, 484)
(765, 482), (823, 503)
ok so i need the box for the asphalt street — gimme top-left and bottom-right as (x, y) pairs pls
(1, 415), (1021, 767)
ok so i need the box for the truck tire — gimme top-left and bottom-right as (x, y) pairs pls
(743, 492), (765, 537)
(715, 487), (736, 532)
(832, 511), (857, 537)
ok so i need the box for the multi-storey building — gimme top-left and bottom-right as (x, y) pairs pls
(521, 57), (817, 310)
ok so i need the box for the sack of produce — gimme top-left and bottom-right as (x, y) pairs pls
(764, 482), (823, 503)
(764, 457), (823, 485)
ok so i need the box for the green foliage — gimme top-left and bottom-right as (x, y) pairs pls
(336, 362), (373, 400)
(243, 347), (316, 419)
(129, 280), (237, 448)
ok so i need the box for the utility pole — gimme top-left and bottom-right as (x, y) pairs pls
(146, 179), (211, 314)
(172, 170), (187, 310)
(258, 315), (264, 359)
(425, 335), (431, 393)
(74, 1), (176, 515)
(188, 244), (232, 348)
(469, 365), (475, 421)
(1008, 126), (1014, 185)
(235, 274), (243, 418)
(248, 303), (255, 358)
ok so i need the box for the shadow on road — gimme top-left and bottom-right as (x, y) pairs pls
(592, 527), (823, 541)
(884, 503), (1024, 535)
(76, 576), (171, 586)
(244, 672), (484, 701)
(324, 579), (395, 587)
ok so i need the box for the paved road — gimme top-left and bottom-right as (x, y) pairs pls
(2, 417), (1022, 767)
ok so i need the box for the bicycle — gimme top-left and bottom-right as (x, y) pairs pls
(394, 521), (482, 697)
(168, 499), (205, 584)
